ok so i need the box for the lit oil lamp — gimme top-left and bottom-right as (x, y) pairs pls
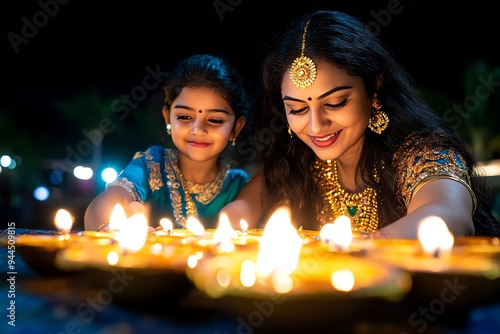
(311, 215), (366, 257)
(80, 203), (126, 239)
(54, 208), (74, 238)
(159, 217), (173, 235)
(114, 213), (149, 253)
(229, 217), (263, 246)
(159, 215), (261, 252)
(369, 216), (500, 273)
(58, 212), (206, 271)
(12, 208), (87, 275)
(153, 216), (211, 247)
(58, 212), (151, 271)
(368, 216), (500, 308)
(187, 206), (410, 302)
(320, 215), (352, 251)
(56, 212), (202, 305)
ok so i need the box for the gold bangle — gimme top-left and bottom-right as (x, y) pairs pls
(96, 220), (109, 232)
(411, 174), (477, 214)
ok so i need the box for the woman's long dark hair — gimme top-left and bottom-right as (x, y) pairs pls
(259, 10), (499, 235)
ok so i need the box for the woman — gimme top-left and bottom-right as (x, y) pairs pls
(85, 54), (252, 231)
(220, 10), (500, 238)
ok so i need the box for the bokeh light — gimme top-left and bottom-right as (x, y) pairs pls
(33, 186), (50, 201)
(101, 167), (118, 183)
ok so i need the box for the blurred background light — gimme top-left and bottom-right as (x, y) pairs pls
(50, 169), (64, 185)
(1, 155), (12, 168)
(101, 167), (118, 183)
(74, 166), (93, 180)
(33, 186), (50, 201)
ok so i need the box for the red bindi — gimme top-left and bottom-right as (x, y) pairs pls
(308, 97), (312, 101)
(198, 110), (202, 113)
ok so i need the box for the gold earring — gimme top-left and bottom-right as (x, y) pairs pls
(288, 126), (293, 138)
(166, 124), (172, 135)
(368, 98), (389, 134)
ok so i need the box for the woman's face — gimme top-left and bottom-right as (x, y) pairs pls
(281, 60), (371, 162)
(163, 86), (245, 163)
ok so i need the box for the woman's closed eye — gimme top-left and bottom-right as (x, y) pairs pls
(287, 106), (308, 115)
(287, 98), (348, 115)
(324, 98), (348, 110)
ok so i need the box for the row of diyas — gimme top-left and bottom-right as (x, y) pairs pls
(185, 212), (500, 311)
(6, 204), (500, 310)
(53, 206), (411, 309)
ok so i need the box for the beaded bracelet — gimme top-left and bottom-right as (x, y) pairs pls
(96, 220), (110, 232)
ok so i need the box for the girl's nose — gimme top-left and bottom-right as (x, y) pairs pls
(190, 118), (208, 135)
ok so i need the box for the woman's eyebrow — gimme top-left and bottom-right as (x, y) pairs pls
(283, 85), (353, 102)
(317, 86), (352, 100)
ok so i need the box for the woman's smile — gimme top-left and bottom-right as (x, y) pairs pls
(310, 129), (342, 148)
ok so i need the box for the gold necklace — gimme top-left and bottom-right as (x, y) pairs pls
(167, 150), (228, 227)
(312, 159), (379, 232)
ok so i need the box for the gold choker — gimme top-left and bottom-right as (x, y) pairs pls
(312, 159), (379, 232)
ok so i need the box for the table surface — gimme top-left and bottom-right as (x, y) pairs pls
(1, 228), (500, 334)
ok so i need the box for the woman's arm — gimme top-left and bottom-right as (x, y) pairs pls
(378, 178), (475, 238)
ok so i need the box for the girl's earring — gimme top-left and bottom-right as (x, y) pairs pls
(230, 138), (236, 147)
(166, 124), (172, 136)
(287, 126), (293, 138)
(368, 98), (389, 134)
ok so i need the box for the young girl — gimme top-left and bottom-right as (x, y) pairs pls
(220, 10), (500, 238)
(84, 54), (251, 230)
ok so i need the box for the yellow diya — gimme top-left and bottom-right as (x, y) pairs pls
(184, 208), (410, 331)
(367, 216), (500, 308)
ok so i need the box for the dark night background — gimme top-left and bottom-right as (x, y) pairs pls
(1, 0), (499, 229)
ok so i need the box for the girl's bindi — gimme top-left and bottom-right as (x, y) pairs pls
(198, 110), (202, 113)
(308, 97), (312, 101)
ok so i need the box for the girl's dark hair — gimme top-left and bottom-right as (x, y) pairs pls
(259, 10), (499, 235)
(163, 54), (249, 120)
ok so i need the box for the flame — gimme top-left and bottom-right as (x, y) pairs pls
(320, 223), (335, 243)
(159, 218), (173, 232)
(320, 215), (352, 250)
(255, 207), (302, 280)
(54, 209), (73, 233)
(418, 216), (454, 258)
(213, 213), (237, 252)
(186, 216), (205, 236)
(240, 219), (248, 232)
(109, 203), (126, 232)
(115, 213), (149, 253)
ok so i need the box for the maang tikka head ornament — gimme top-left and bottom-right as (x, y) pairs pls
(290, 19), (317, 89)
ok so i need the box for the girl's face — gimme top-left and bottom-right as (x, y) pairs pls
(281, 60), (371, 162)
(163, 86), (245, 164)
